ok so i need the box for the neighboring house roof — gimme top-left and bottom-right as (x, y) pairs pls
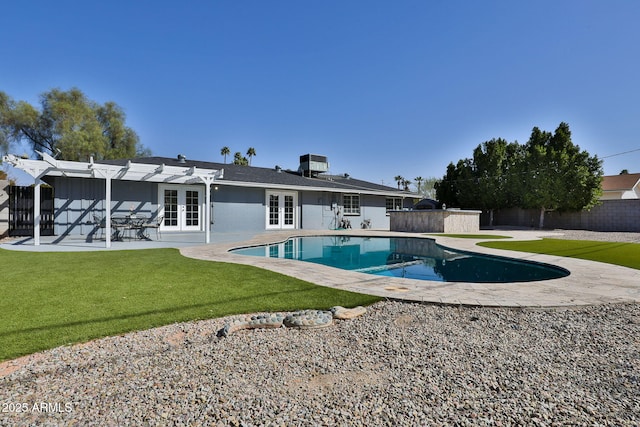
(104, 156), (411, 197)
(601, 173), (640, 191)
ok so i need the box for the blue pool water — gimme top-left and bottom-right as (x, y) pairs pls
(231, 236), (569, 283)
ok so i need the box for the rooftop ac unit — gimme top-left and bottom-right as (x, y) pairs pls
(299, 154), (329, 177)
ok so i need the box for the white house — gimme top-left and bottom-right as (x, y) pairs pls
(600, 173), (640, 200)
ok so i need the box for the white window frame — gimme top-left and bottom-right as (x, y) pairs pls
(342, 194), (360, 215)
(386, 197), (403, 212)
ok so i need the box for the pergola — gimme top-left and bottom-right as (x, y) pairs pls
(2, 152), (224, 248)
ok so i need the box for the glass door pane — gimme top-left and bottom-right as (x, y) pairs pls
(185, 190), (199, 227)
(269, 194), (279, 226)
(284, 195), (294, 225)
(164, 189), (178, 227)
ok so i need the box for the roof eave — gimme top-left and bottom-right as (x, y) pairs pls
(217, 179), (413, 196)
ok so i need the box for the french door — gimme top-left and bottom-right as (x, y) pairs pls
(159, 185), (203, 231)
(266, 190), (297, 230)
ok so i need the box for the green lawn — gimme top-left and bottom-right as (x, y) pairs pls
(479, 238), (640, 270)
(0, 248), (381, 361)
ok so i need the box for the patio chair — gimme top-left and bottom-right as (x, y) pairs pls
(130, 216), (148, 240)
(143, 215), (163, 240)
(93, 214), (107, 239)
(110, 216), (130, 241)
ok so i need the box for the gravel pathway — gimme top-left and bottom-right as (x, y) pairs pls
(1, 231), (638, 425)
(549, 229), (640, 243)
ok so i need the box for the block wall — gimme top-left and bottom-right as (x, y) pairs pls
(483, 200), (640, 232)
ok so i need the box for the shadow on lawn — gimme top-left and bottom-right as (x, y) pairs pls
(0, 288), (336, 339)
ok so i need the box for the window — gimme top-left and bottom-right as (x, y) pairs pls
(386, 197), (403, 212)
(343, 194), (360, 215)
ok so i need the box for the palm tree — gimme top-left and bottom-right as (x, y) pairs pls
(246, 147), (256, 165)
(220, 146), (230, 163)
(233, 152), (248, 165)
(394, 175), (404, 190)
(414, 176), (423, 194)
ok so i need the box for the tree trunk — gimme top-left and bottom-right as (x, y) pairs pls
(538, 207), (545, 229)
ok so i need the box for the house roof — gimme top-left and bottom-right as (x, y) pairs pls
(102, 156), (412, 197)
(602, 173), (640, 191)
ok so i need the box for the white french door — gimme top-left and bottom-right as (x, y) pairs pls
(266, 190), (297, 230)
(159, 185), (203, 231)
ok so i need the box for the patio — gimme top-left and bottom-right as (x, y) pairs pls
(0, 231), (259, 252)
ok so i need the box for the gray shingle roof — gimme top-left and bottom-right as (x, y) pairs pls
(103, 156), (409, 195)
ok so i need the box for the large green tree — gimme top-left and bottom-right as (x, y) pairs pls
(0, 92), (13, 158)
(519, 122), (602, 228)
(436, 122), (603, 228)
(0, 88), (149, 161)
(434, 159), (475, 208)
(471, 138), (523, 226)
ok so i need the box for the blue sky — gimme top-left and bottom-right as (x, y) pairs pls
(2, 0), (639, 186)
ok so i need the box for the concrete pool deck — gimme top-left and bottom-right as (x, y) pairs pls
(180, 229), (640, 308)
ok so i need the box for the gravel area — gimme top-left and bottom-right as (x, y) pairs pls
(1, 230), (638, 425)
(548, 229), (640, 243)
(1, 300), (639, 426)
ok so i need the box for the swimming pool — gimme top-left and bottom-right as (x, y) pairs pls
(231, 236), (569, 283)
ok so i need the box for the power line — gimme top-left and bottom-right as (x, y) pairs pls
(601, 148), (640, 159)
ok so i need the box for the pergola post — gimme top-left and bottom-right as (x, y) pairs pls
(105, 176), (112, 248)
(205, 181), (211, 244)
(33, 179), (41, 246)
(198, 176), (215, 244)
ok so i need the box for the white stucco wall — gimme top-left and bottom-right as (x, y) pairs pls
(389, 209), (481, 233)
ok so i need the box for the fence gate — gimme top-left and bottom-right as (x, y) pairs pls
(8, 186), (54, 236)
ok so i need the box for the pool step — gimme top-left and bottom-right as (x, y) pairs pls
(355, 260), (424, 274)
